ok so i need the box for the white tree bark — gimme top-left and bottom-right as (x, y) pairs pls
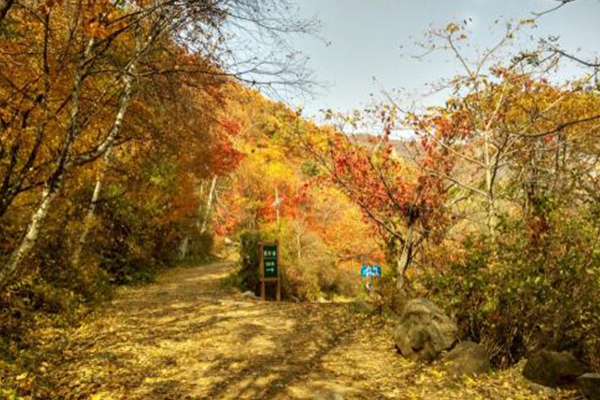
(0, 37), (95, 289)
(178, 237), (189, 260)
(0, 2), (204, 288)
(71, 71), (134, 269)
(71, 149), (112, 269)
(0, 187), (58, 288)
(200, 176), (218, 234)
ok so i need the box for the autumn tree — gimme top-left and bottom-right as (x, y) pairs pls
(0, 0), (316, 289)
(407, 21), (600, 367)
(1, 0), (209, 286)
(302, 117), (451, 291)
(403, 21), (600, 240)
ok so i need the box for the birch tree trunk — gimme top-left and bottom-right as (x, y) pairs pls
(178, 237), (189, 260)
(71, 70), (134, 269)
(0, 186), (58, 288)
(274, 187), (281, 224)
(0, 37), (95, 289)
(180, 177), (218, 260)
(296, 221), (302, 260)
(71, 149), (112, 269)
(200, 176), (218, 234)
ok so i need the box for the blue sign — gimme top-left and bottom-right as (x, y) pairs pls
(361, 265), (381, 277)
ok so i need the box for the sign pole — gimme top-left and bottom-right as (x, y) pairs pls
(361, 264), (382, 293)
(276, 242), (281, 302)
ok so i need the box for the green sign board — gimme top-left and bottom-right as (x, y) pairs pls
(263, 245), (278, 278)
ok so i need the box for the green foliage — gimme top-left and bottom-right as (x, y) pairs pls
(236, 229), (272, 294)
(90, 184), (179, 285)
(183, 231), (216, 265)
(300, 160), (320, 177)
(423, 210), (600, 368)
(372, 267), (406, 316)
(0, 180), (191, 399)
(265, 222), (323, 301)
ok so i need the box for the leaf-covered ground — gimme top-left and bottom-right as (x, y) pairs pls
(36, 262), (577, 400)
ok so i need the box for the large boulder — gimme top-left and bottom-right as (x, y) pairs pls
(578, 373), (600, 400)
(442, 341), (491, 375)
(394, 298), (458, 362)
(523, 350), (590, 388)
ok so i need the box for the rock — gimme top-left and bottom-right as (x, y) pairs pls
(394, 298), (458, 362)
(523, 350), (590, 388)
(578, 373), (600, 400)
(442, 341), (491, 375)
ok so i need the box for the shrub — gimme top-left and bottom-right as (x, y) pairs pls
(235, 220), (360, 301)
(372, 268), (406, 315)
(422, 210), (600, 368)
(91, 186), (180, 285)
(237, 229), (270, 293)
(185, 231), (216, 263)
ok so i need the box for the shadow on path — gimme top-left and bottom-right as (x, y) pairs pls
(48, 262), (386, 400)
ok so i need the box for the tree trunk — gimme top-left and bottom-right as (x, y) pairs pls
(0, 37), (95, 289)
(180, 180), (208, 260)
(0, 186), (58, 288)
(483, 130), (498, 237)
(178, 237), (189, 260)
(274, 187), (281, 224)
(200, 176), (217, 234)
(71, 70), (134, 268)
(296, 221), (302, 260)
(71, 148), (112, 269)
(396, 224), (415, 291)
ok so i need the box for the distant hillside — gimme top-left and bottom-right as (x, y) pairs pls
(349, 133), (421, 163)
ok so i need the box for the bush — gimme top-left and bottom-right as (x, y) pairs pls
(235, 220), (360, 301)
(372, 268), (406, 315)
(91, 186), (180, 285)
(182, 230), (215, 264)
(237, 229), (270, 293)
(422, 211), (600, 368)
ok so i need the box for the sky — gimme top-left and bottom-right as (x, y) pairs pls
(274, 0), (600, 120)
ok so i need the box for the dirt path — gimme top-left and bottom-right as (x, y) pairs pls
(46, 262), (575, 400)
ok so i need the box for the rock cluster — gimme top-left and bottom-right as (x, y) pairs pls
(442, 341), (491, 376)
(522, 350), (600, 399)
(394, 299), (491, 375)
(578, 373), (600, 400)
(394, 298), (458, 362)
(394, 299), (600, 396)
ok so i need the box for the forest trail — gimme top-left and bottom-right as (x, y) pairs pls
(44, 262), (573, 400)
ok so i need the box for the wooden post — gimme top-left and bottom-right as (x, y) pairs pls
(259, 242), (280, 302)
(276, 243), (281, 302)
(260, 243), (266, 301)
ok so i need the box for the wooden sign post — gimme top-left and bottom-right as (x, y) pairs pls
(260, 243), (281, 301)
